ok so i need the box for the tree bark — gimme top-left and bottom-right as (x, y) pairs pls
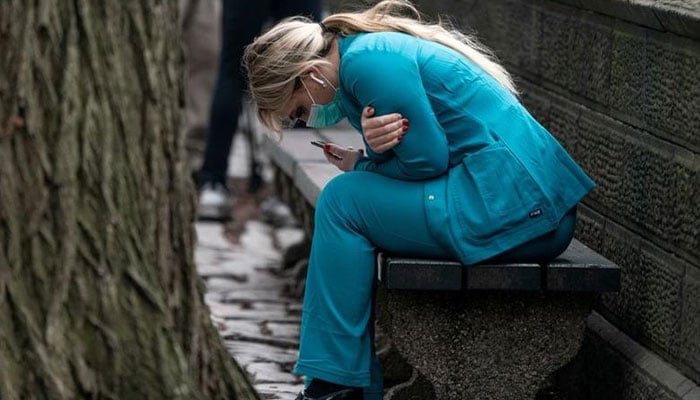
(0, 1), (258, 399)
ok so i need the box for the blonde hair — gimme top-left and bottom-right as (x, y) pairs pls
(244, 0), (517, 133)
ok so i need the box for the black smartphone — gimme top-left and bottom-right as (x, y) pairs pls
(310, 140), (326, 148)
(310, 140), (343, 160)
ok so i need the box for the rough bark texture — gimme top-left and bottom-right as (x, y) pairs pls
(0, 1), (258, 399)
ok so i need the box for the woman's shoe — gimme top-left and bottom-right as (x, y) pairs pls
(294, 388), (363, 400)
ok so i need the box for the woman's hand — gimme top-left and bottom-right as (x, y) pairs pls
(361, 106), (408, 154)
(323, 143), (364, 172)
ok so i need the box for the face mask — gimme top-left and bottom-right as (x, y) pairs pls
(302, 73), (346, 128)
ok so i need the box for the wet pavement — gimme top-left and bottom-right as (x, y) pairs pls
(189, 125), (311, 399)
(195, 213), (307, 399)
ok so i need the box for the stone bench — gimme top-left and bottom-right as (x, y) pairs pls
(379, 241), (621, 292)
(263, 126), (621, 400)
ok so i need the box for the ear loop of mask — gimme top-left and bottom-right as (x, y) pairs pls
(301, 79), (317, 104)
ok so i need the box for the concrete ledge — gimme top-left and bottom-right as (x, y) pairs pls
(586, 311), (700, 399)
(261, 129), (325, 177)
(551, 0), (700, 39)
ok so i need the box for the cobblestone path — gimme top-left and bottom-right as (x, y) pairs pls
(195, 219), (306, 399)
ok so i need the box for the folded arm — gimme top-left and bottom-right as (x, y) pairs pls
(342, 50), (449, 180)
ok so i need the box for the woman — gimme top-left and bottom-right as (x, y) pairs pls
(244, 1), (595, 399)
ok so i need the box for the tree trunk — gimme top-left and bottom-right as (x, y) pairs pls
(0, 1), (258, 399)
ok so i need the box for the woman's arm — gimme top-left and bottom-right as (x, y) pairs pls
(342, 49), (449, 180)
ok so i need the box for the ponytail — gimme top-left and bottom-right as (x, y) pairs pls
(322, 0), (517, 95)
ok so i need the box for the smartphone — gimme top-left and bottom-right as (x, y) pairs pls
(310, 140), (343, 160)
(310, 140), (326, 148)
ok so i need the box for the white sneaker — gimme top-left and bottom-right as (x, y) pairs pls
(197, 182), (232, 221)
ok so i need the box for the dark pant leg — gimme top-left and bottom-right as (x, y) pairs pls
(199, 0), (270, 185)
(271, 0), (323, 21)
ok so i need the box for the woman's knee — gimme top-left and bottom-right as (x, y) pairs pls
(316, 172), (369, 212)
(314, 172), (367, 224)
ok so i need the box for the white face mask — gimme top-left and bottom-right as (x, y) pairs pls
(301, 72), (346, 128)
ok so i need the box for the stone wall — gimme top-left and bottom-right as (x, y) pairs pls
(324, 0), (700, 397)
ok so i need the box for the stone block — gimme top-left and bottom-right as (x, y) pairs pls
(609, 25), (700, 149)
(537, 8), (614, 104)
(575, 206), (605, 250)
(377, 289), (593, 399)
(571, 114), (626, 209)
(538, 92), (700, 262)
(586, 215), (685, 365)
(381, 256), (465, 290)
(608, 24), (648, 125)
(636, 243), (683, 356)
(450, 0), (700, 150)
(480, 0), (542, 73)
(546, 240), (621, 292)
(643, 34), (700, 150)
(543, 95), (582, 152)
(536, 8), (578, 90)
(520, 87), (552, 127)
(592, 216), (645, 334)
(681, 266), (700, 375)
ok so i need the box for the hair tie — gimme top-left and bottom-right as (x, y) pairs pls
(318, 22), (329, 33)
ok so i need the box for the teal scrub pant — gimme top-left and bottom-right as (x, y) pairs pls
(293, 171), (576, 399)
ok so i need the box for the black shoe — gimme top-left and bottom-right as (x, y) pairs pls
(294, 388), (363, 400)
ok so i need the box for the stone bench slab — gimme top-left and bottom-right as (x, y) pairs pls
(378, 255), (541, 291)
(379, 239), (621, 292)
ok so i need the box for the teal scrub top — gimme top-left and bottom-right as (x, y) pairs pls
(337, 32), (595, 264)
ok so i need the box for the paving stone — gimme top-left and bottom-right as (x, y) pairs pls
(196, 222), (237, 249)
(274, 227), (306, 250)
(256, 383), (304, 399)
(239, 220), (281, 260)
(219, 289), (292, 303)
(225, 341), (299, 365)
(217, 319), (264, 339)
(204, 277), (251, 294)
(196, 216), (305, 398)
(247, 362), (301, 384)
(264, 321), (300, 340)
(208, 301), (292, 321)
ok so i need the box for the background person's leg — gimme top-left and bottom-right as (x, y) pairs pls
(199, 0), (270, 186)
(271, 0), (323, 22)
(197, 0), (270, 219)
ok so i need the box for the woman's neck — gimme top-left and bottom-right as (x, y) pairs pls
(322, 38), (341, 88)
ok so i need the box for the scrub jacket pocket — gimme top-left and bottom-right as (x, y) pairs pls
(448, 141), (550, 241)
